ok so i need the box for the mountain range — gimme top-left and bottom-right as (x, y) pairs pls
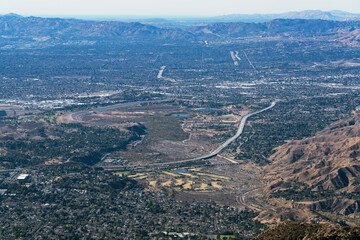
(0, 14), (360, 45)
(190, 19), (360, 39)
(211, 10), (360, 23)
(0, 14), (194, 40)
(38, 10), (360, 27)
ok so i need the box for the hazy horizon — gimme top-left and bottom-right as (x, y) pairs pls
(1, 0), (360, 17)
(2, 9), (360, 21)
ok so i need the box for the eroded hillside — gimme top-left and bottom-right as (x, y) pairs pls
(262, 109), (360, 222)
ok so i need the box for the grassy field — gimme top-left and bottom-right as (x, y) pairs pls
(161, 180), (172, 186)
(183, 181), (193, 190)
(179, 172), (197, 178)
(23, 112), (61, 124)
(199, 183), (208, 191)
(115, 113), (191, 163)
(123, 168), (230, 193)
(163, 171), (179, 177)
(211, 181), (223, 189)
(149, 180), (157, 187)
(174, 179), (184, 186)
(197, 172), (231, 180)
(219, 235), (236, 239)
(142, 115), (189, 142)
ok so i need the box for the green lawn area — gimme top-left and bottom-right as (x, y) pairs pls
(219, 235), (236, 240)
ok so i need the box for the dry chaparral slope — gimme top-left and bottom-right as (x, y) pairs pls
(253, 221), (360, 240)
(262, 111), (360, 219)
(337, 29), (360, 46)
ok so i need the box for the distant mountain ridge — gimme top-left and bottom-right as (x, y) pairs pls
(0, 15), (195, 40)
(1, 13), (23, 18)
(45, 10), (360, 28)
(190, 19), (360, 39)
(0, 14), (360, 45)
(212, 10), (360, 23)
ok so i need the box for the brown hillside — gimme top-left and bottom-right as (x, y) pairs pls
(254, 221), (360, 240)
(263, 113), (360, 217)
(337, 29), (360, 46)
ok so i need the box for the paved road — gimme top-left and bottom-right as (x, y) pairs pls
(124, 100), (278, 168)
(242, 50), (258, 72)
(70, 98), (277, 168)
(234, 51), (241, 61)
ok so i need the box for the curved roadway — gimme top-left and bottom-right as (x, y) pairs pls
(127, 100), (278, 167)
(70, 99), (277, 168)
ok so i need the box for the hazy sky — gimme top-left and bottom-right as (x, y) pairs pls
(1, 0), (360, 17)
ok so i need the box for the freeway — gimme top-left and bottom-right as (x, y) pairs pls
(123, 100), (278, 168)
